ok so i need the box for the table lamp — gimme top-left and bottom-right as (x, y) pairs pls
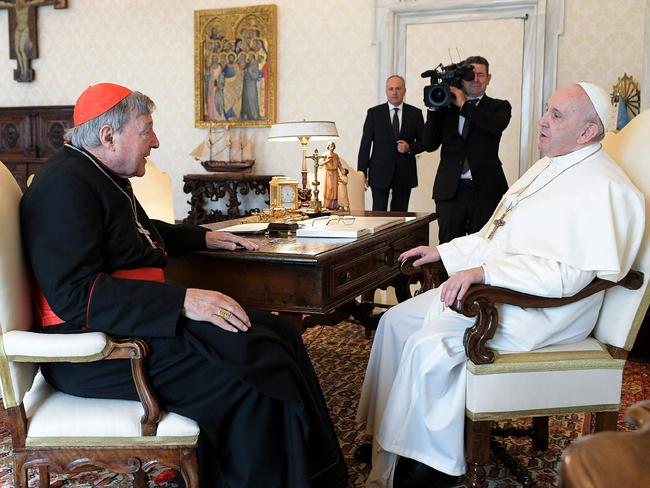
(268, 120), (339, 208)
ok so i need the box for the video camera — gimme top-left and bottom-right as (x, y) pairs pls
(421, 62), (475, 109)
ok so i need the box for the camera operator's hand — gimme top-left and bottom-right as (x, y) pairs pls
(396, 140), (410, 154)
(450, 86), (467, 108)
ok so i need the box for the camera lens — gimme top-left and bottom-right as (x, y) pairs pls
(424, 85), (450, 108)
(430, 87), (448, 106)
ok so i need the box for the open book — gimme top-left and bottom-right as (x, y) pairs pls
(296, 216), (406, 238)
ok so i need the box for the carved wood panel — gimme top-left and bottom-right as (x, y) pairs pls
(0, 106), (73, 191)
(0, 113), (32, 157)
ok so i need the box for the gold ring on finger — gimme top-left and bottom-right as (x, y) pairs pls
(216, 308), (232, 320)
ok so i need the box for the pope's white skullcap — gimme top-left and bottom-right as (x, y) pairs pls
(577, 82), (611, 128)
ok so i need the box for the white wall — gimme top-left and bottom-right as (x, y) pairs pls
(0, 0), (377, 220)
(0, 0), (646, 220)
(557, 0), (645, 92)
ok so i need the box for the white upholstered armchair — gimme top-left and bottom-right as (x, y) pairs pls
(402, 109), (650, 486)
(0, 162), (199, 487)
(130, 158), (176, 224)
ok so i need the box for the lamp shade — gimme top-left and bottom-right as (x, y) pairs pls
(268, 121), (338, 142)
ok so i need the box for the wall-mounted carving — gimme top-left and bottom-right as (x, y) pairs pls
(0, 0), (68, 82)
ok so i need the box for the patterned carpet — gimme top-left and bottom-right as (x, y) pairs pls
(0, 321), (648, 487)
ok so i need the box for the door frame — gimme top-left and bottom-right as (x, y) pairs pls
(374, 0), (564, 175)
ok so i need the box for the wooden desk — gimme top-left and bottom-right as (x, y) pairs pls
(166, 211), (436, 332)
(182, 173), (273, 224)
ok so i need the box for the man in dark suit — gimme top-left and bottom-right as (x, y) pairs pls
(424, 56), (511, 243)
(358, 75), (425, 211)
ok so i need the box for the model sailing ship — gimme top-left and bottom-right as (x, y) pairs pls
(190, 127), (255, 172)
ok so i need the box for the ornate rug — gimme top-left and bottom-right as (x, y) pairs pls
(0, 321), (648, 487)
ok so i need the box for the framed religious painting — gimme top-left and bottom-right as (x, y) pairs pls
(194, 4), (277, 128)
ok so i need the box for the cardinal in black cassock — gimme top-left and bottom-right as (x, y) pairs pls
(20, 83), (348, 487)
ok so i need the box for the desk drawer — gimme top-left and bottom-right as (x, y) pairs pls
(393, 231), (427, 256)
(328, 227), (428, 297)
(329, 245), (393, 296)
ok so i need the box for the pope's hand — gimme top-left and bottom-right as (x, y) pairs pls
(398, 245), (440, 267)
(183, 288), (251, 333)
(205, 231), (259, 251)
(440, 267), (485, 308)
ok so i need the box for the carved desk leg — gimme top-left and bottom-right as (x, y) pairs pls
(183, 180), (208, 225)
(205, 179), (227, 222)
(225, 180), (242, 220)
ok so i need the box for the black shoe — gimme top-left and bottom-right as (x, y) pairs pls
(393, 456), (458, 488)
(353, 443), (372, 464)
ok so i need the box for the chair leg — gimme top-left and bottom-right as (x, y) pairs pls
(180, 447), (200, 488)
(465, 418), (491, 488)
(532, 416), (549, 450)
(581, 412), (594, 435)
(37, 465), (50, 487)
(133, 468), (148, 488)
(594, 411), (618, 432)
(13, 454), (29, 488)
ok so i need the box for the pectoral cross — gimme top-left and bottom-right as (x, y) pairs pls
(0, 0), (67, 82)
(487, 215), (506, 240)
(136, 220), (158, 249)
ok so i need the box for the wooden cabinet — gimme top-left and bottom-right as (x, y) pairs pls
(0, 106), (74, 191)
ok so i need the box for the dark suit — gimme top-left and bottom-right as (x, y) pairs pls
(423, 95), (511, 243)
(357, 103), (425, 211)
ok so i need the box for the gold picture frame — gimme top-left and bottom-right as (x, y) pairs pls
(194, 4), (277, 128)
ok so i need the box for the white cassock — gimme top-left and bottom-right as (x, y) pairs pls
(357, 143), (645, 487)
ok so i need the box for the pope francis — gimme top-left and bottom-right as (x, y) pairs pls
(356, 82), (645, 487)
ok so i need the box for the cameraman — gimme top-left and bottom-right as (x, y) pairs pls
(423, 55), (511, 243)
(358, 75), (425, 211)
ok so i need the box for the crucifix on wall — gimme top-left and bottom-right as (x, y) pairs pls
(0, 0), (67, 82)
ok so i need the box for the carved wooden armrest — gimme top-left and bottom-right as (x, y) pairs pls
(456, 270), (644, 365)
(399, 257), (448, 293)
(102, 337), (161, 436)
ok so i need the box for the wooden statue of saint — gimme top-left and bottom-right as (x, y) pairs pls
(0, 0), (67, 82)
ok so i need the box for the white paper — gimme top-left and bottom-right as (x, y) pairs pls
(219, 223), (269, 234)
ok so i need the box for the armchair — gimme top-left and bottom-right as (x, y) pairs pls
(401, 109), (650, 487)
(130, 158), (176, 224)
(0, 162), (200, 487)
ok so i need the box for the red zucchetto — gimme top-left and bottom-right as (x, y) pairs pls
(73, 83), (133, 126)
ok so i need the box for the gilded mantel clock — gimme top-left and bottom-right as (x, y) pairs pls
(269, 176), (299, 210)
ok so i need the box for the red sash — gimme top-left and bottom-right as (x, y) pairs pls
(34, 267), (166, 327)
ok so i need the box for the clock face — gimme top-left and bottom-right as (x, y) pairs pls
(269, 177), (298, 210)
(281, 185), (296, 204)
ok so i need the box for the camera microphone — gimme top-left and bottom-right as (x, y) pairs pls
(421, 70), (437, 78)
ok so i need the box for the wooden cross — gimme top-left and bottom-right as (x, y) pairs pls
(487, 215), (507, 240)
(0, 0), (67, 82)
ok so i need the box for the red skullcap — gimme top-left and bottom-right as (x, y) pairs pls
(73, 83), (133, 126)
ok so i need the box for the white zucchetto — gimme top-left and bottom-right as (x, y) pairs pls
(577, 82), (612, 128)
